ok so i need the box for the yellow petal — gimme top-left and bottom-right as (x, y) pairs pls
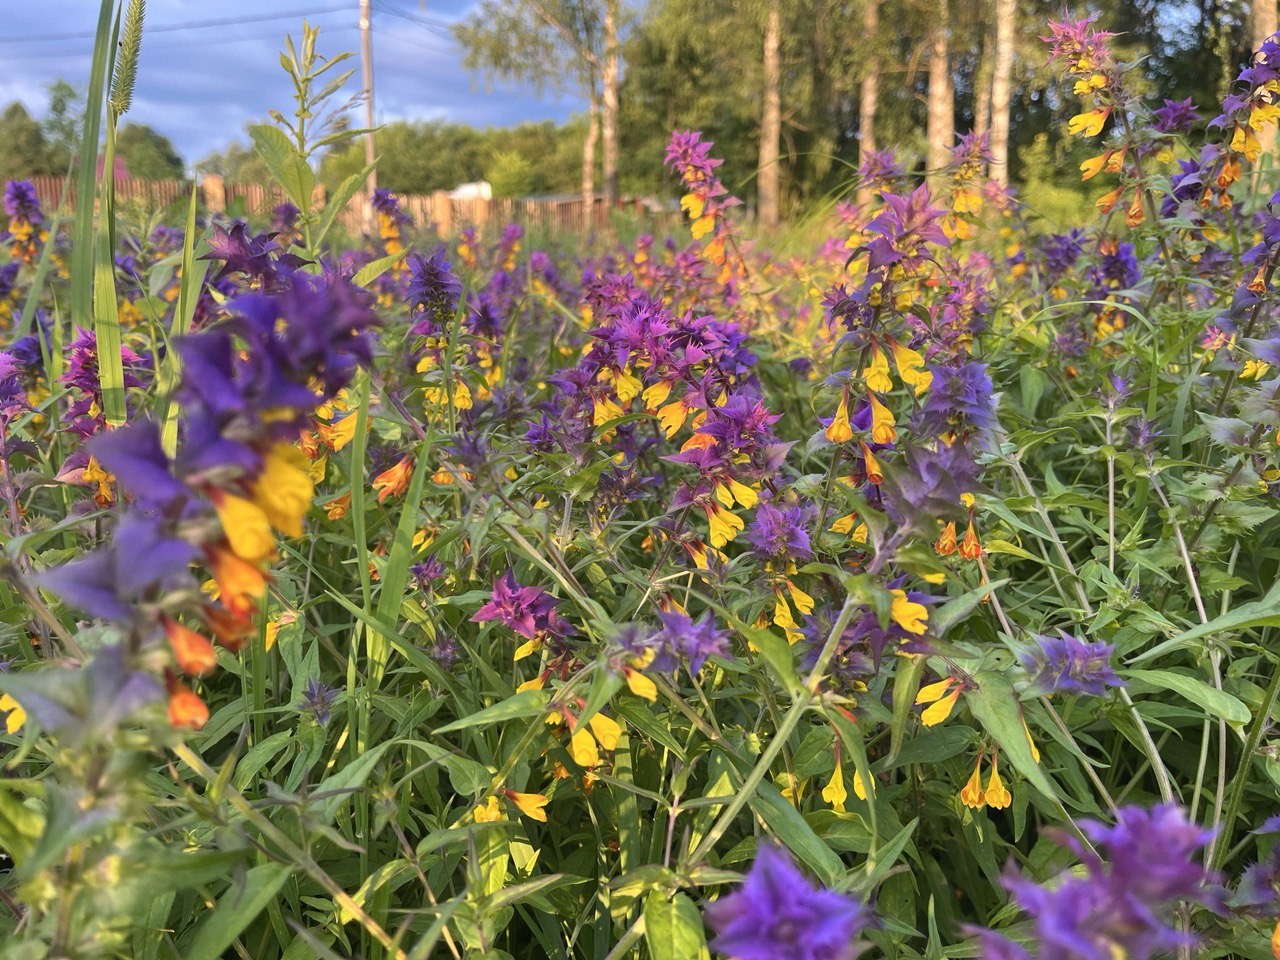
(825, 395), (854, 444)
(507, 791), (549, 822)
(863, 346), (893, 393)
(787, 581), (815, 616)
(0, 694), (25, 734)
(921, 688), (960, 727)
(960, 758), (986, 809)
(251, 444), (315, 537)
(915, 678), (955, 705)
(985, 756), (1011, 809)
(588, 713), (621, 751)
(728, 479), (758, 508)
(822, 761), (848, 813)
(625, 669), (658, 702)
(890, 589), (928, 635)
(569, 727), (599, 767)
(213, 493), (276, 563)
(474, 796), (504, 822)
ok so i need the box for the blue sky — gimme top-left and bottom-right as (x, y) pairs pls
(0, 1), (585, 165)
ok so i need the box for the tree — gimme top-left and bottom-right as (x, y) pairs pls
(116, 123), (185, 180)
(1254, 1), (1279, 164)
(989, 0), (1015, 184)
(455, 0), (618, 213)
(856, 0), (881, 205)
(925, 0), (954, 189)
(488, 150), (537, 197)
(0, 103), (50, 179)
(42, 80), (84, 174)
(758, 0), (782, 228)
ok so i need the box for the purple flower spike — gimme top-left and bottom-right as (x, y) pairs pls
(1019, 632), (1124, 697)
(705, 843), (875, 960)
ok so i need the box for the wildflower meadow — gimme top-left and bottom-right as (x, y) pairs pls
(4, 3), (1280, 959)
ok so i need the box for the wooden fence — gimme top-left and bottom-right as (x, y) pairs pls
(25, 174), (674, 238)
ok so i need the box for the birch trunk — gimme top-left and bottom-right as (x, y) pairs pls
(925, 0), (953, 190)
(758, 0), (782, 229)
(989, 0), (1015, 185)
(601, 0), (620, 209)
(856, 0), (880, 206)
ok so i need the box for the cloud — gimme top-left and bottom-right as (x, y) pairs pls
(0, 0), (585, 167)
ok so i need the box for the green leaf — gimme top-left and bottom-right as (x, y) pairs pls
(745, 626), (800, 693)
(964, 673), (1059, 803)
(1127, 581), (1280, 664)
(644, 891), (710, 960)
(747, 780), (844, 886)
(889, 653), (927, 763)
(1125, 669), (1251, 727)
(931, 579), (1009, 636)
(312, 741), (394, 823)
(353, 248), (409, 288)
(249, 123), (315, 211)
(314, 163), (375, 251)
(181, 862), (291, 960)
(433, 690), (550, 734)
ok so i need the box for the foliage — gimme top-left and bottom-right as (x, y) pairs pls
(5, 9), (1280, 960)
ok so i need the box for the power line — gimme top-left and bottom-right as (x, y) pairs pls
(0, 26), (359, 63)
(373, 2), (452, 29)
(0, 6), (351, 44)
(373, 3), (454, 40)
(371, 26), (449, 55)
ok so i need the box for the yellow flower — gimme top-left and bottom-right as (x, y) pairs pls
(569, 727), (599, 767)
(889, 589), (928, 635)
(707, 502), (744, 548)
(822, 757), (848, 813)
(642, 380), (672, 411)
(681, 192), (706, 220)
(657, 398), (689, 437)
(852, 768), (869, 800)
(985, 754), (1011, 809)
(960, 757), (986, 809)
(1021, 712), (1041, 764)
(504, 790), (550, 822)
(212, 492), (276, 564)
(614, 368), (643, 403)
(474, 796), (504, 822)
(787, 581), (815, 616)
(825, 393), (854, 444)
(1068, 107), (1110, 137)
(372, 456), (414, 503)
(725, 478), (758, 508)
(251, 444), (314, 538)
(624, 668), (657, 702)
(516, 673), (547, 693)
(0, 693), (25, 734)
(868, 391), (897, 444)
(588, 713), (622, 751)
(889, 340), (932, 394)
(915, 678), (956, 706)
(860, 443), (883, 485)
(921, 688), (960, 727)
(863, 346), (893, 393)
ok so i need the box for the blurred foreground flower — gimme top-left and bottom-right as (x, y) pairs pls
(704, 842), (875, 960)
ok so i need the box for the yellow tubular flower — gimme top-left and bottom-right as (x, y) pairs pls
(474, 796), (504, 822)
(852, 768), (868, 801)
(960, 757), (986, 809)
(707, 502), (744, 548)
(569, 727), (599, 767)
(212, 492), (276, 564)
(251, 444), (314, 537)
(915, 678), (956, 706)
(863, 346), (893, 393)
(1021, 712), (1041, 764)
(642, 380), (672, 411)
(868, 392), (897, 444)
(0, 693), (25, 734)
(985, 754), (1012, 809)
(588, 713), (622, 751)
(624, 668), (657, 702)
(1068, 107), (1110, 137)
(825, 393), (854, 444)
(921, 688), (961, 727)
(889, 589), (928, 635)
(727, 478), (758, 508)
(504, 790), (550, 822)
(890, 340), (933, 394)
(822, 757), (848, 813)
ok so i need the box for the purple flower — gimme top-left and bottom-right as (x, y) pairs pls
(471, 569), (572, 640)
(411, 554), (446, 590)
(704, 843), (875, 960)
(89, 420), (187, 507)
(625, 610), (730, 674)
(3, 180), (43, 225)
(747, 500), (814, 563)
(1152, 97), (1202, 134)
(38, 513), (197, 622)
(915, 361), (998, 443)
(865, 184), (951, 271)
(297, 678), (338, 725)
(271, 201), (300, 234)
(407, 246), (463, 329)
(977, 805), (1222, 960)
(664, 130), (724, 181)
(1019, 632), (1124, 697)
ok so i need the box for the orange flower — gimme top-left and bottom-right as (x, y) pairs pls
(935, 521), (957, 556)
(372, 455), (414, 503)
(166, 673), (209, 730)
(163, 617), (217, 676)
(959, 521), (982, 560)
(206, 545), (268, 620)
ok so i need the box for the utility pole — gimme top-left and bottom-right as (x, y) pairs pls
(359, 0), (377, 232)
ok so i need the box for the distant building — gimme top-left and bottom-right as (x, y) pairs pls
(448, 180), (491, 201)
